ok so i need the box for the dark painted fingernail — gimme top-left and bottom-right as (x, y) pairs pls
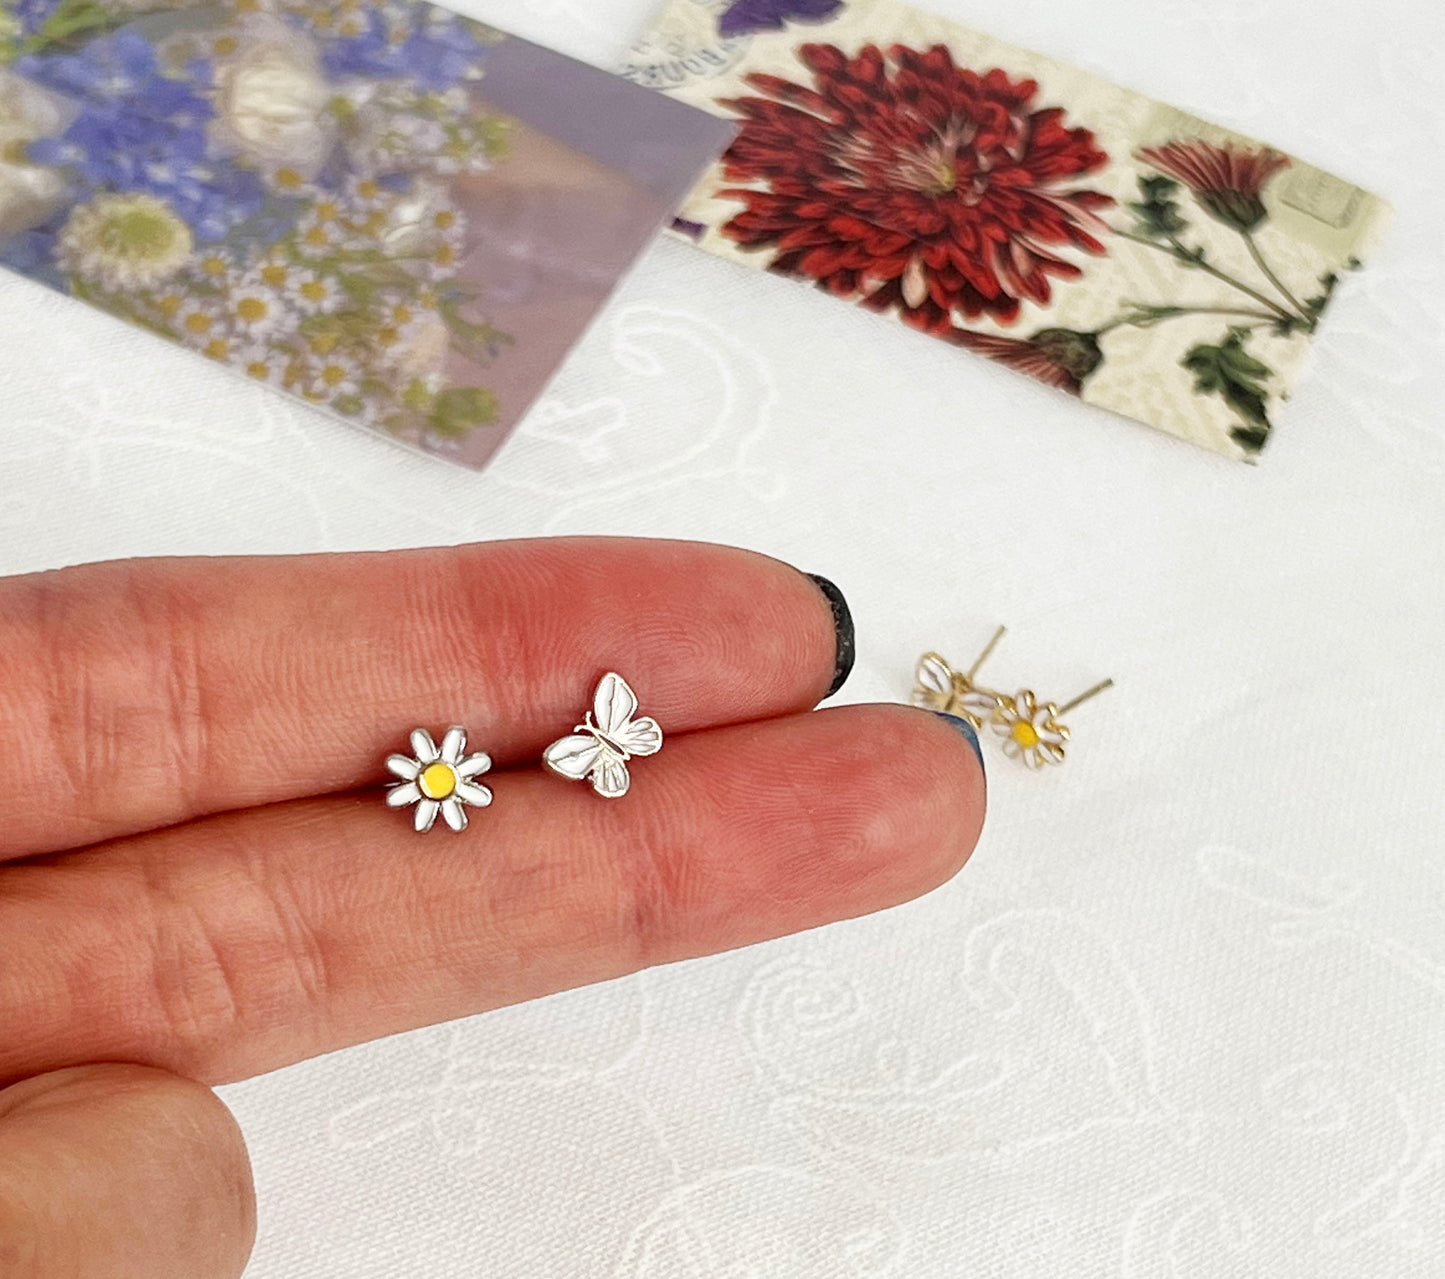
(932, 712), (986, 778)
(807, 573), (856, 699)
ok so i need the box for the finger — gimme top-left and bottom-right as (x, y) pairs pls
(0, 1064), (255, 1279)
(0, 706), (985, 1086)
(0, 538), (848, 859)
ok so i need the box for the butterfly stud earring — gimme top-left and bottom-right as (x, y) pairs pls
(912, 625), (1012, 729)
(386, 726), (494, 832)
(544, 672), (663, 799)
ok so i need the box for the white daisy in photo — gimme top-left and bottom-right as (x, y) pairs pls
(302, 351), (362, 402)
(224, 276), (288, 338)
(990, 690), (1070, 769)
(236, 341), (288, 383)
(343, 175), (389, 214)
(175, 297), (224, 344)
(285, 267), (343, 315)
(253, 253), (294, 292)
(387, 727), (493, 833)
(295, 211), (340, 257)
(198, 333), (234, 363)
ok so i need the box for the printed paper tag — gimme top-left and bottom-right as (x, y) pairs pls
(624, 0), (1391, 460)
(0, 0), (735, 469)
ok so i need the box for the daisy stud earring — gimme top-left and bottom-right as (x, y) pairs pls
(913, 626), (1113, 769)
(386, 726), (494, 833)
(989, 677), (1114, 770)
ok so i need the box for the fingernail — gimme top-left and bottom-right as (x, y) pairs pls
(807, 573), (856, 698)
(932, 712), (987, 778)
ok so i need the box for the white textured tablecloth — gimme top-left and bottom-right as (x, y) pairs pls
(2, 0), (1442, 1274)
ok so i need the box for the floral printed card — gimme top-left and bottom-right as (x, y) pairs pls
(625, 0), (1391, 459)
(0, 1), (735, 468)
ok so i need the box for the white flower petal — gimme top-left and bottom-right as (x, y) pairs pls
(1023, 749), (1046, 770)
(991, 720), (1013, 739)
(457, 753), (492, 779)
(455, 781), (492, 808)
(1002, 738), (1021, 758)
(440, 726), (466, 765)
(1031, 704), (1055, 728)
(1038, 725), (1069, 745)
(410, 729), (438, 764)
(1015, 690), (1037, 716)
(414, 798), (439, 833)
(441, 798), (468, 832)
(387, 782), (421, 808)
(387, 754), (420, 780)
(1040, 743), (1066, 765)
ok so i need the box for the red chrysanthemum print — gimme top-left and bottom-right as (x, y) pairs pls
(1136, 139), (1289, 233)
(717, 43), (1114, 331)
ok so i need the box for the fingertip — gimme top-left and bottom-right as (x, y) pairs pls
(854, 704), (988, 902)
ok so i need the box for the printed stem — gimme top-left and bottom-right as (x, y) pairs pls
(1242, 229), (1309, 321)
(1113, 230), (1297, 322)
(1095, 304), (1283, 336)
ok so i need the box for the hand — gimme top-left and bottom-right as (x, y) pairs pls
(0, 538), (985, 1278)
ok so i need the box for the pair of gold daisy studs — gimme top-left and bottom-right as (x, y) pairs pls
(384, 672), (663, 833)
(913, 627), (1113, 770)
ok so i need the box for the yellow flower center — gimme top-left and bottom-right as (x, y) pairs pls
(320, 363), (348, 387)
(260, 263), (289, 288)
(183, 311), (212, 335)
(418, 762), (457, 801)
(1012, 721), (1041, 750)
(201, 254), (228, 277)
(236, 296), (268, 323)
(97, 207), (186, 260)
(299, 280), (327, 302)
(245, 360), (271, 381)
(202, 338), (230, 360)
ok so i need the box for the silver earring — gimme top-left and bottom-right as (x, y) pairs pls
(543, 672), (663, 800)
(386, 726), (494, 833)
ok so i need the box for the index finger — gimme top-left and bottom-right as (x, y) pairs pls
(0, 539), (850, 859)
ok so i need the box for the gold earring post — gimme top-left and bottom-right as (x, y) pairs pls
(965, 625), (1008, 683)
(1057, 679), (1115, 716)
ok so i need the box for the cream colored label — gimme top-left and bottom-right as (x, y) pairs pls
(625, 0), (1392, 460)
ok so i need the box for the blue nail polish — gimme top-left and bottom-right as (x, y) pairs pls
(933, 712), (986, 776)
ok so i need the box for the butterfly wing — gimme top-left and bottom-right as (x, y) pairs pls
(543, 734), (603, 782)
(610, 716), (662, 758)
(912, 652), (954, 709)
(593, 672), (640, 742)
(589, 749), (631, 799)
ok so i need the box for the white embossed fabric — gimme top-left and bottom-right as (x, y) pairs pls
(1, 0), (1441, 1275)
